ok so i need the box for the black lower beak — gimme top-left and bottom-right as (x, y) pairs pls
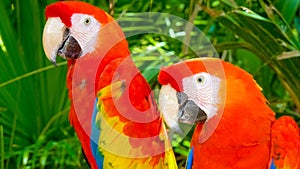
(57, 28), (82, 61)
(177, 92), (207, 125)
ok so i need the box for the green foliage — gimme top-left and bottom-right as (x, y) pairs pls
(0, 0), (78, 168)
(0, 0), (299, 168)
(199, 0), (300, 121)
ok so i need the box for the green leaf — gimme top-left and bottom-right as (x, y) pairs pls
(274, 0), (300, 24)
(259, 0), (300, 49)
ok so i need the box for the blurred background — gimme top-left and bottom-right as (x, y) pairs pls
(0, 0), (299, 168)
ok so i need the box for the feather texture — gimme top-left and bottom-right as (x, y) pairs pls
(159, 58), (299, 169)
(271, 116), (300, 169)
(45, 2), (177, 168)
(95, 57), (177, 168)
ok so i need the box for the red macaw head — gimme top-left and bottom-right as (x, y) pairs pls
(158, 57), (265, 135)
(43, 1), (124, 65)
(158, 58), (227, 134)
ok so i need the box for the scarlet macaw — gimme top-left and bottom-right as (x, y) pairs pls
(42, 1), (177, 169)
(158, 58), (300, 169)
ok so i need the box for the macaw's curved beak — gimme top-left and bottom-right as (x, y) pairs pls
(42, 17), (82, 66)
(159, 84), (207, 134)
(176, 92), (207, 124)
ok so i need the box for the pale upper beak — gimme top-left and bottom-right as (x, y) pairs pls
(42, 17), (65, 65)
(42, 17), (82, 65)
(159, 84), (207, 135)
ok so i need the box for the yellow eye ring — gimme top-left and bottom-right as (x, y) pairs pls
(197, 76), (205, 84)
(84, 18), (91, 26)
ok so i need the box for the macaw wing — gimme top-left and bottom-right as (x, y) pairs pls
(271, 116), (300, 169)
(91, 98), (104, 169)
(186, 146), (194, 169)
(95, 79), (177, 169)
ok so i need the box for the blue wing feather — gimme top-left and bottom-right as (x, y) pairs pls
(186, 146), (194, 169)
(91, 98), (104, 169)
(269, 159), (276, 169)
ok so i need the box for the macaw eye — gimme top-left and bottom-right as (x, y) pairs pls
(84, 18), (91, 26)
(197, 75), (205, 84)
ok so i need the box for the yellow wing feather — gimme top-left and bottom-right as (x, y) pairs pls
(96, 81), (178, 169)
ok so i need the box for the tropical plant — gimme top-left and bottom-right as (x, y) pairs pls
(0, 0), (299, 168)
(197, 0), (300, 122)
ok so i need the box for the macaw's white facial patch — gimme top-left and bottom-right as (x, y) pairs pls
(70, 14), (101, 57)
(182, 72), (221, 120)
